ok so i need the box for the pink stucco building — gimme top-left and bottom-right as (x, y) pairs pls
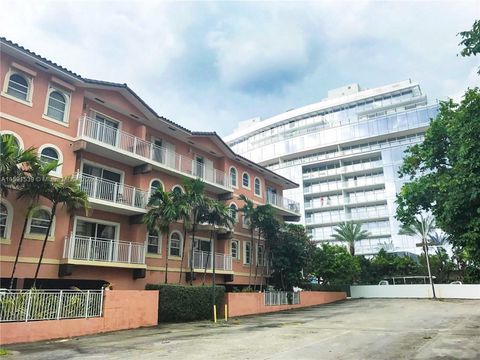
(0, 38), (300, 290)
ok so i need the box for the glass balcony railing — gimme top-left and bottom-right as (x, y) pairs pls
(266, 192), (301, 214)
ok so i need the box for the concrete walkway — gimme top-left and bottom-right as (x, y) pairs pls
(6, 298), (480, 359)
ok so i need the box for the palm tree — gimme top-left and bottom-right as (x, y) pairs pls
(0, 133), (37, 197)
(33, 176), (89, 286)
(252, 204), (277, 290)
(332, 221), (370, 256)
(429, 232), (450, 247)
(174, 189), (191, 284)
(399, 215), (436, 298)
(9, 159), (58, 289)
(144, 188), (178, 284)
(239, 194), (256, 288)
(201, 200), (235, 285)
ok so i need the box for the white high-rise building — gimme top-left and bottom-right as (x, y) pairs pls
(224, 80), (439, 255)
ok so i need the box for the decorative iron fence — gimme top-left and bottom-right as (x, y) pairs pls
(264, 291), (300, 306)
(0, 289), (103, 322)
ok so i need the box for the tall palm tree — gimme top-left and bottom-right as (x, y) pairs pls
(252, 204), (277, 290)
(144, 188), (178, 284)
(174, 189), (191, 284)
(0, 134), (37, 197)
(201, 200), (235, 285)
(239, 194), (256, 288)
(399, 215), (436, 298)
(180, 178), (209, 285)
(429, 232), (450, 247)
(9, 158), (58, 289)
(332, 221), (370, 256)
(33, 176), (89, 286)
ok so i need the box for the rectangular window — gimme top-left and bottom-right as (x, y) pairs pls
(257, 245), (264, 266)
(231, 240), (239, 259)
(244, 241), (251, 265)
(147, 231), (161, 254)
(169, 233), (182, 257)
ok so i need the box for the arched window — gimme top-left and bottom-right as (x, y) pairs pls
(147, 230), (162, 254)
(7, 73), (29, 101)
(231, 240), (239, 259)
(172, 185), (183, 195)
(0, 203), (9, 239)
(28, 208), (53, 236)
(229, 203), (238, 221)
(47, 91), (66, 121)
(254, 177), (261, 196)
(39, 145), (62, 175)
(229, 167), (237, 187)
(1, 131), (23, 150)
(242, 172), (250, 188)
(150, 179), (163, 195)
(169, 231), (182, 257)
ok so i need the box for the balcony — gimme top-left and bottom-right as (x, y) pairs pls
(266, 192), (301, 219)
(306, 209), (390, 226)
(76, 173), (148, 215)
(76, 116), (232, 194)
(62, 234), (146, 268)
(303, 160), (384, 181)
(191, 250), (232, 273)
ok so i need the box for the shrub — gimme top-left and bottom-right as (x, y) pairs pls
(145, 284), (225, 323)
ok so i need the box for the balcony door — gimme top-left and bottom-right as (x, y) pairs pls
(91, 114), (119, 146)
(82, 163), (122, 202)
(266, 187), (277, 205)
(74, 219), (118, 261)
(193, 239), (211, 269)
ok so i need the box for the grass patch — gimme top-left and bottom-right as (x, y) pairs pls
(0, 348), (9, 356)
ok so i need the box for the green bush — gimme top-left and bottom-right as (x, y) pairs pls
(145, 284), (225, 323)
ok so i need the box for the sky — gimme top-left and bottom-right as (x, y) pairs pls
(1, 1), (479, 136)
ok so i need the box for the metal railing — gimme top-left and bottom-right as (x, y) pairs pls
(0, 289), (103, 322)
(75, 172), (149, 209)
(63, 234), (146, 265)
(303, 160), (384, 180)
(264, 291), (300, 306)
(266, 192), (300, 214)
(77, 115), (230, 189)
(191, 250), (232, 271)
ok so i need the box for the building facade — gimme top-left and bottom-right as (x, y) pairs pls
(0, 38), (300, 290)
(225, 81), (439, 255)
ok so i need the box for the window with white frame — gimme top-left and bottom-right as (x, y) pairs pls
(150, 179), (163, 195)
(46, 89), (68, 122)
(242, 214), (251, 229)
(6, 72), (31, 102)
(242, 172), (250, 188)
(230, 167), (237, 187)
(254, 177), (261, 196)
(147, 230), (162, 254)
(0, 202), (10, 239)
(172, 185), (183, 195)
(169, 231), (182, 257)
(231, 240), (239, 260)
(28, 208), (53, 236)
(229, 203), (238, 221)
(39, 146), (62, 175)
(257, 244), (264, 266)
(244, 241), (252, 265)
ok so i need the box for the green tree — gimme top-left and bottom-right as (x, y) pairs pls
(239, 194), (256, 288)
(399, 215), (436, 297)
(0, 134), (37, 197)
(310, 243), (361, 285)
(144, 188), (179, 284)
(269, 224), (314, 290)
(33, 176), (89, 285)
(332, 221), (370, 256)
(420, 248), (455, 284)
(459, 19), (480, 73)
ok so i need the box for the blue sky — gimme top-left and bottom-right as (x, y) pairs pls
(1, 1), (478, 136)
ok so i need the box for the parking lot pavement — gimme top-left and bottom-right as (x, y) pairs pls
(5, 298), (480, 360)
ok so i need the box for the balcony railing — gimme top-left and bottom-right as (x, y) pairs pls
(77, 116), (230, 189)
(266, 192), (300, 214)
(304, 176), (385, 194)
(76, 173), (149, 210)
(303, 160), (384, 180)
(63, 234), (146, 265)
(191, 250), (232, 271)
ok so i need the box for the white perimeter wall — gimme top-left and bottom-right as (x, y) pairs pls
(350, 284), (480, 299)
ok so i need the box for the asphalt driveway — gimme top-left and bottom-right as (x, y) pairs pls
(5, 298), (480, 360)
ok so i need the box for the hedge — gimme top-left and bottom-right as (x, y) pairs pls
(145, 284), (225, 322)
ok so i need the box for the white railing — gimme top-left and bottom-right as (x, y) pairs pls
(303, 160), (384, 180)
(264, 291), (300, 306)
(63, 234), (146, 265)
(304, 176), (385, 195)
(0, 289), (103, 322)
(77, 115), (230, 189)
(191, 250), (232, 271)
(75, 172), (149, 209)
(266, 192), (300, 214)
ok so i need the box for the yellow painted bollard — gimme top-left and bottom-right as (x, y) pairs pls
(213, 304), (217, 323)
(224, 304), (228, 321)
